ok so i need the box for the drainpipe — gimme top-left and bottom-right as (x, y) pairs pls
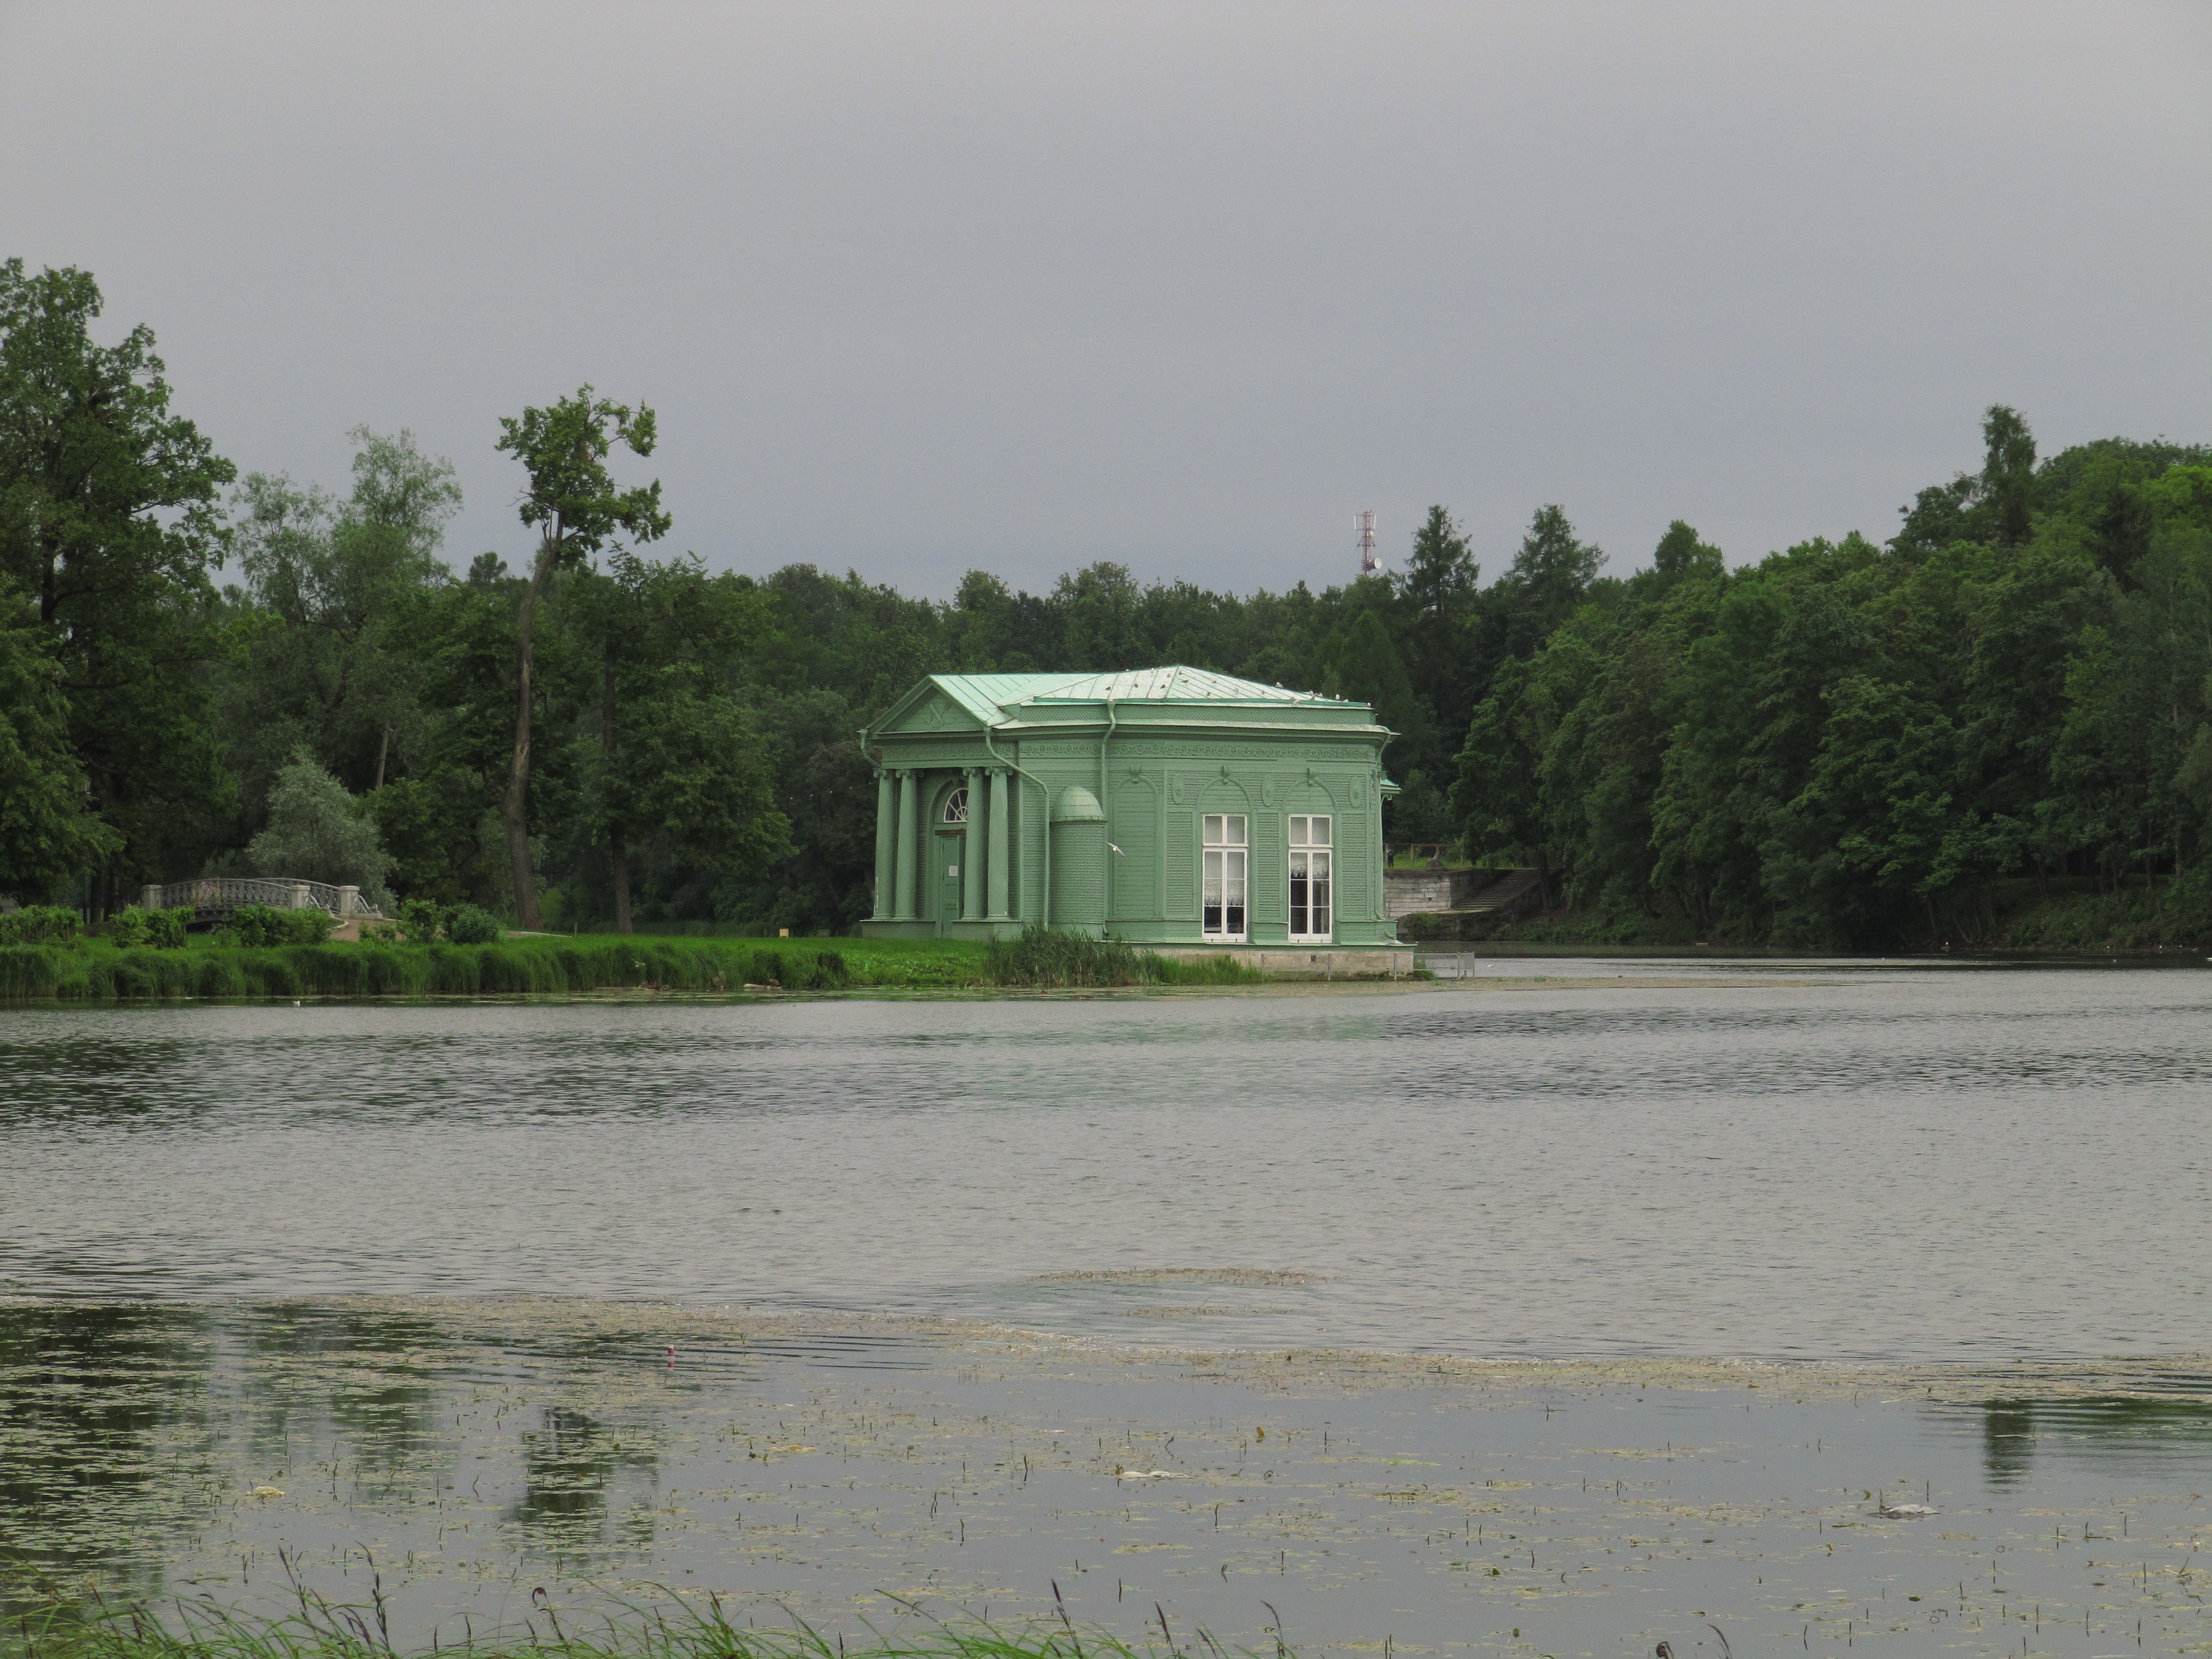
(981, 720), (1052, 927)
(1098, 685), (1120, 922)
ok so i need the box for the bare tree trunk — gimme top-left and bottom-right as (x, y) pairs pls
(1533, 847), (1553, 911)
(611, 828), (633, 935)
(502, 532), (556, 932)
(603, 650), (632, 935)
(373, 724), (391, 791)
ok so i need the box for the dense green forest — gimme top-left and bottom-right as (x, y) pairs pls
(5, 260), (2210, 947)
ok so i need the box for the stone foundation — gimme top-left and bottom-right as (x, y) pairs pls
(1149, 944), (1418, 978)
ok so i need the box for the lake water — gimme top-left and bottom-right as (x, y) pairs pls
(5, 961), (2211, 1359)
(9, 960), (2212, 1656)
(11, 1299), (2212, 1658)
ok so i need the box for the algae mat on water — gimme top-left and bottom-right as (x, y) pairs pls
(7, 1297), (2212, 1659)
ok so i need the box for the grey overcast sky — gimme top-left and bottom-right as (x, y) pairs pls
(3, 2), (2208, 597)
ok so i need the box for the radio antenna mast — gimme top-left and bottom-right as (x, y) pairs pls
(1356, 509), (1380, 577)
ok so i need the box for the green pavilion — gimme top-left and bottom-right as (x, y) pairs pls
(858, 667), (1405, 956)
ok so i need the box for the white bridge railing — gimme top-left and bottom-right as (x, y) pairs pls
(141, 877), (388, 921)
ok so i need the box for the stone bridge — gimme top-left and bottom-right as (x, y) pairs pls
(140, 877), (388, 924)
(1382, 865), (1545, 941)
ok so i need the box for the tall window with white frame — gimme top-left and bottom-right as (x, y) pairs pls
(1202, 813), (1248, 941)
(1288, 815), (1332, 942)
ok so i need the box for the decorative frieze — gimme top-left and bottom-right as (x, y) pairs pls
(1017, 739), (1377, 761)
(875, 747), (989, 769)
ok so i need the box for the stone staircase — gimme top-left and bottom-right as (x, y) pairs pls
(1383, 866), (1474, 917)
(1384, 866), (1546, 940)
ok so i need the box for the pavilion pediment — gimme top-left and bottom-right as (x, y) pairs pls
(878, 686), (982, 736)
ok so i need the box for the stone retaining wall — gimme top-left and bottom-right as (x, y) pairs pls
(1149, 944), (1417, 978)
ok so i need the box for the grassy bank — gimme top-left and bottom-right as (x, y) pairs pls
(4, 1600), (1213, 1659)
(0, 934), (983, 1001)
(0, 929), (1266, 1001)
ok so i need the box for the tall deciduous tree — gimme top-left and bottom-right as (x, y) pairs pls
(1330, 608), (1426, 763)
(574, 551), (787, 932)
(1981, 404), (2037, 549)
(1057, 561), (1145, 671)
(246, 747), (397, 901)
(1646, 520), (1725, 589)
(0, 260), (236, 904)
(227, 427), (461, 805)
(0, 578), (121, 896)
(494, 389), (669, 928)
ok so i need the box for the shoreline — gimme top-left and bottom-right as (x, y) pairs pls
(0, 967), (1856, 1006)
(8, 927), (2200, 1007)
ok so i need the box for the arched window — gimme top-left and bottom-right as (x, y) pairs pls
(942, 787), (969, 825)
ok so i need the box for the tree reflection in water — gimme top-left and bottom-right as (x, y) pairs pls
(1978, 1392), (2212, 1488)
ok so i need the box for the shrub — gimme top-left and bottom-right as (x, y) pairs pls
(397, 898), (447, 943)
(445, 903), (502, 944)
(230, 903), (335, 947)
(0, 905), (81, 945)
(228, 905), (283, 947)
(116, 911), (190, 947)
(107, 905), (191, 948)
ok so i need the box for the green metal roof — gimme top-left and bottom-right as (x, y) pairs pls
(930, 666), (1362, 723)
